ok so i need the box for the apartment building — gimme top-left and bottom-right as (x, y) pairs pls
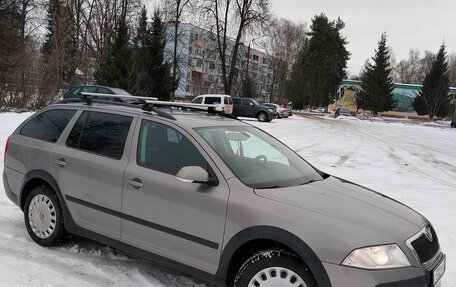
(165, 22), (273, 102)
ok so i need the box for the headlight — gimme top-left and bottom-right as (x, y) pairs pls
(341, 244), (411, 269)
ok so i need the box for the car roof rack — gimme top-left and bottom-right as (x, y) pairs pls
(59, 92), (237, 121)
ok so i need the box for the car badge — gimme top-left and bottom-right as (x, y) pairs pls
(425, 226), (433, 242)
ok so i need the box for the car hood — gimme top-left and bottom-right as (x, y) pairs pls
(254, 176), (427, 243)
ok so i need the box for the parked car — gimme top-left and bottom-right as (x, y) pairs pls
(451, 118), (456, 128)
(335, 108), (352, 118)
(63, 85), (134, 103)
(262, 103), (289, 119)
(3, 98), (445, 287)
(191, 94), (233, 114)
(232, 97), (276, 122)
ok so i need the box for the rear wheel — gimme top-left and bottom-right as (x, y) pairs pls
(233, 249), (317, 287)
(257, 112), (268, 122)
(24, 186), (66, 246)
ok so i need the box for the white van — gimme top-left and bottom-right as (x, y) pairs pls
(191, 94), (233, 114)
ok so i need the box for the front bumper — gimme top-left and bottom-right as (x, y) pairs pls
(322, 252), (445, 287)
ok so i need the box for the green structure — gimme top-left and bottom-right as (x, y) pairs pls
(339, 80), (456, 112)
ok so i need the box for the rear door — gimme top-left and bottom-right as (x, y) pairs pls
(5, 109), (78, 198)
(52, 110), (136, 240)
(224, 97), (233, 114)
(121, 118), (230, 274)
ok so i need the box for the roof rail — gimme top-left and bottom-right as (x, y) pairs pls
(60, 97), (177, 120)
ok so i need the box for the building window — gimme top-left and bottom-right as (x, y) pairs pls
(253, 54), (259, 61)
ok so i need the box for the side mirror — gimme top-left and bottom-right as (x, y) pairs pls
(249, 102), (254, 106)
(176, 166), (210, 184)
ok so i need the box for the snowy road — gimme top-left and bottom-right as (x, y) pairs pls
(0, 112), (455, 286)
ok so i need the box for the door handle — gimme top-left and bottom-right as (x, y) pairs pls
(53, 158), (67, 167)
(127, 178), (143, 189)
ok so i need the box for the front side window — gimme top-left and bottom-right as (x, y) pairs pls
(242, 99), (252, 106)
(66, 111), (132, 159)
(137, 120), (207, 175)
(192, 97), (203, 104)
(196, 126), (322, 188)
(20, 109), (76, 143)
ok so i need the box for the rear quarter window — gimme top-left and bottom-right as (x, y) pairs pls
(20, 109), (76, 143)
(232, 98), (241, 105)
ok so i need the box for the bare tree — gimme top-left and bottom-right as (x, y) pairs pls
(262, 17), (307, 102)
(0, 0), (42, 110)
(162, 0), (192, 100)
(199, 0), (269, 95)
(447, 52), (456, 87)
(394, 49), (435, 85)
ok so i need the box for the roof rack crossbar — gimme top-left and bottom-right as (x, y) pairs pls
(64, 92), (238, 121)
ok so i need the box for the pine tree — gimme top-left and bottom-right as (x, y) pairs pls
(147, 9), (173, 100)
(412, 44), (451, 120)
(299, 14), (350, 110)
(357, 33), (395, 115)
(289, 38), (310, 109)
(95, 15), (134, 91)
(131, 6), (149, 97)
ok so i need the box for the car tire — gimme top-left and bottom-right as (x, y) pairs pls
(257, 112), (268, 122)
(233, 249), (317, 287)
(24, 186), (66, 247)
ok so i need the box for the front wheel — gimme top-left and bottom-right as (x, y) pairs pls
(233, 249), (317, 287)
(257, 112), (268, 122)
(24, 186), (66, 246)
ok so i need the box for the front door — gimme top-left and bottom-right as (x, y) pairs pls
(121, 118), (230, 274)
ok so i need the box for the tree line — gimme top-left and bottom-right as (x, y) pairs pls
(0, 0), (454, 120)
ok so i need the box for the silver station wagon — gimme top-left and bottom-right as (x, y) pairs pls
(2, 96), (445, 287)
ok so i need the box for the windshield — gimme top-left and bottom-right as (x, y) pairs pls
(195, 126), (322, 188)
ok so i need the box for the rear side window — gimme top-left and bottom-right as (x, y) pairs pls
(20, 109), (76, 143)
(204, 97), (221, 104)
(232, 98), (241, 105)
(66, 111), (133, 159)
(137, 120), (207, 175)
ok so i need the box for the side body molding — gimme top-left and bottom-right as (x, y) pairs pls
(216, 226), (332, 287)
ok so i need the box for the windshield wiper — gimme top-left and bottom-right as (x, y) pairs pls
(256, 184), (281, 189)
(299, 179), (320, 186)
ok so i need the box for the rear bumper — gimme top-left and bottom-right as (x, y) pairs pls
(2, 170), (19, 206)
(323, 252), (445, 287)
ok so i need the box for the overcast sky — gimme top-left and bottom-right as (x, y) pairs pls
(270, 0), (456, 75)
(147, 0), (456, 76)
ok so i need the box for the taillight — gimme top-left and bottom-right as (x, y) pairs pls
(4, 136), (10, 162)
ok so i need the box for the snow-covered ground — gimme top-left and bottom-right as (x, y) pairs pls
(0, 112), (455, 286)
